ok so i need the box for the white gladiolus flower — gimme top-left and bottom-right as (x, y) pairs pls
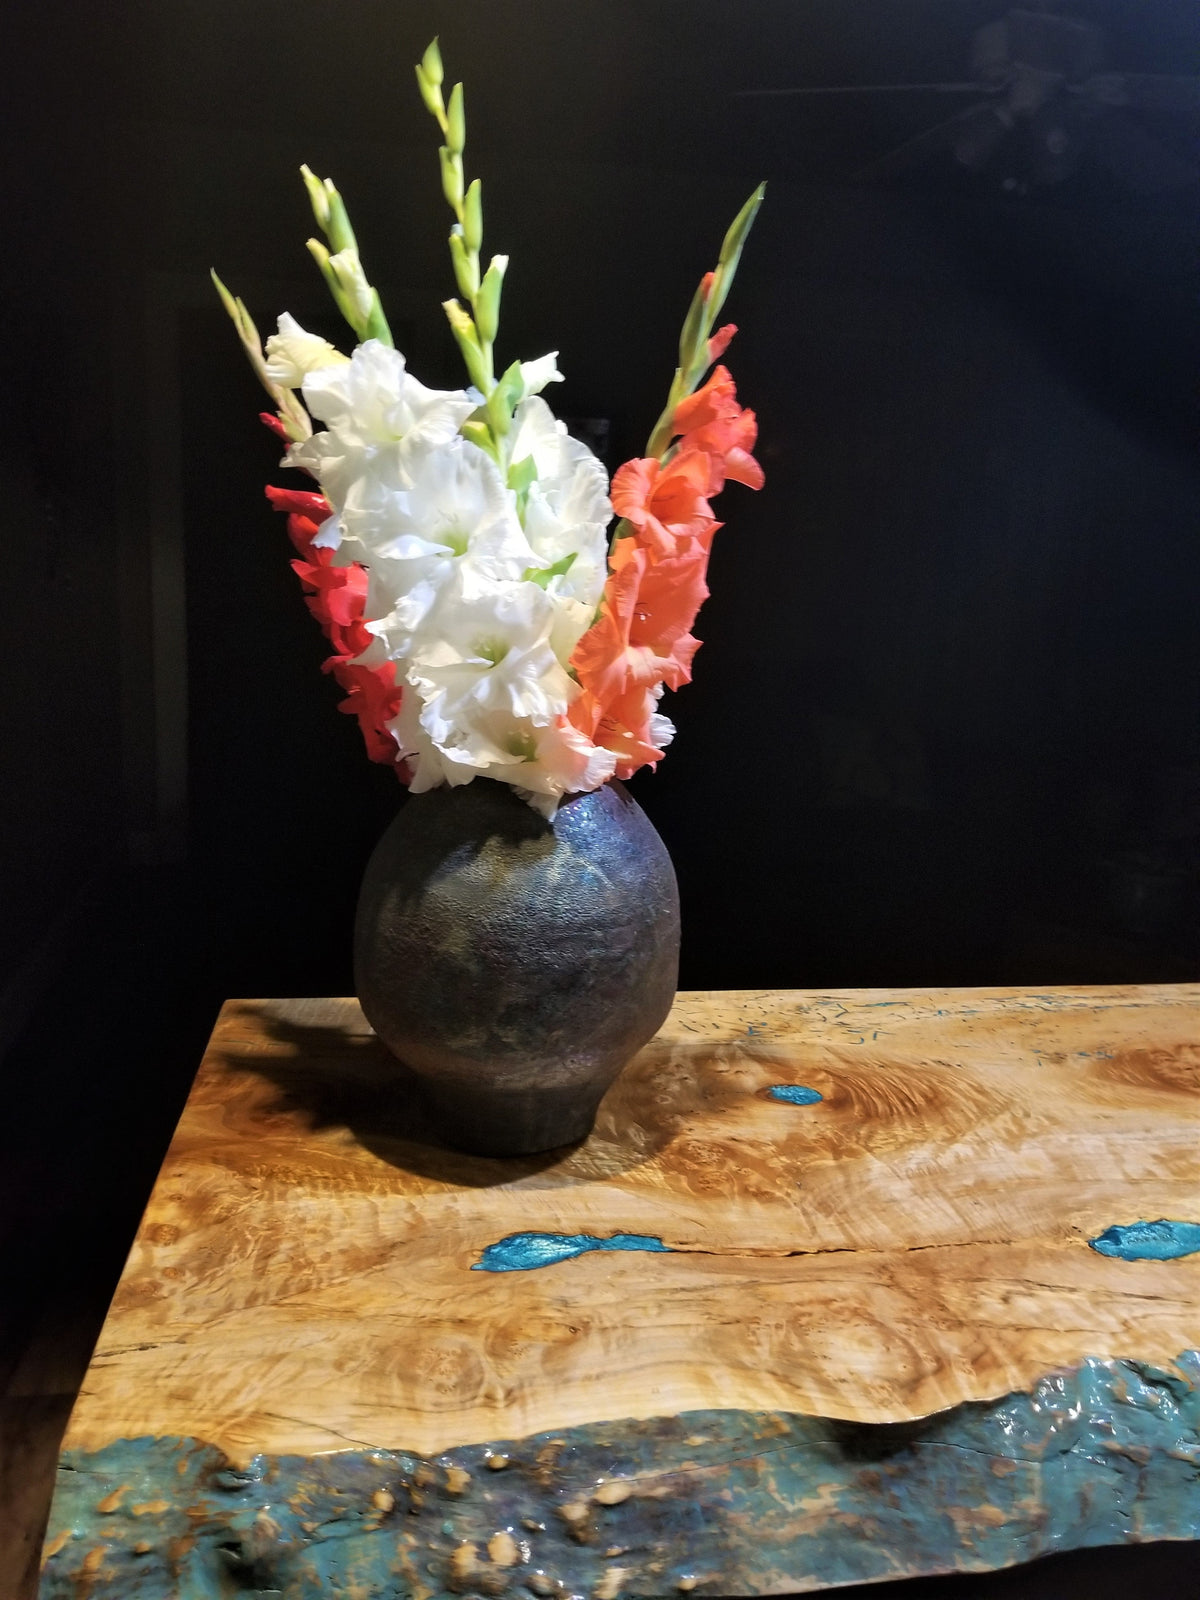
(344, 434), (522, 562)
(348, 437), (538, 658)
(287, 342), (475, 512)
(388, 680), (616, 814)
(263, 313), (348, 387)
(276, 333), (617, 812)
(407, 571), (575, 745)
(511, 397), (611, 611)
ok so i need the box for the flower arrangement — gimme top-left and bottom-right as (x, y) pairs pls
(215, 40), (764, 816)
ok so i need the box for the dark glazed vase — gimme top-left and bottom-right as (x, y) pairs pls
(354, 778), (680, 1157)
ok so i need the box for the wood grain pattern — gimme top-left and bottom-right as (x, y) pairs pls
(61, 986), (1200, 1463)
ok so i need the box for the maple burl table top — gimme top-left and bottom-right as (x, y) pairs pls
(42, 986), (1200, 1598)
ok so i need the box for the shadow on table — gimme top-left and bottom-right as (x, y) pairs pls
(215, 1004), (686, 1188)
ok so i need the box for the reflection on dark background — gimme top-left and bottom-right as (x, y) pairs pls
(2, 2), (1200, 1592)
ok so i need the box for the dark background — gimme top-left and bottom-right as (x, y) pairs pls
(4, 1), (1200, 1593)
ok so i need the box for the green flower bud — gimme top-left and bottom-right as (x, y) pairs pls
(485, 384), (511, 437)
(415, 64), (445, 123)
(446, 82), (466, 156)
(449, 231), (479, 299)
(420, 37), (444, 88)
(363, 289), (393, 348)
(496, 358), (525, 407)
(300, 164), (331, 230)
(323, 185), (358, 254)
(474, 254), (507, 344)
(709, 181), (765, 321)
(463, 179), (483, 254)
(442, 299), (489, 391)
(439, 147), (464, 214)
(677, 275), (709, 371)
(460, 418), (497, 457)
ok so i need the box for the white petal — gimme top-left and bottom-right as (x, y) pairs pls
(264, 313), (348, 387)
(519, 352), (564, 397)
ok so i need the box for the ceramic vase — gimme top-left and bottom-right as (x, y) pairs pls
(354, 778), (680, 1157)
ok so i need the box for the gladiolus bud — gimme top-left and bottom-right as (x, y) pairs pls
(463, 179), (483, 253)
(415, 64), (444, 121)
(460, 418), (495, 455)
(328, 247), (374, 323)
(421, 37), (444, 87)
(323, 185), (357, 255)
(678, 274), (710, 371)
(442, 299), (489, 390)
(446, 83), (466, 155)
(439, 147), (464, 213)
(475, 254), (507, 344)
(486, 384), (511, 437)
(709, 183), (765, 321)
(449, 231), (479, 298)
(300, 164), (331, 230)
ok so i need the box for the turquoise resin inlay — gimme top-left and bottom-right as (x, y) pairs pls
(1089, 1220), (1200, 1262)
(768, 1084), (824, 1105)
(473, 1230), (672, 1272)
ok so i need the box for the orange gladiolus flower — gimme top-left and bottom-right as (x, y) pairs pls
(611, 452), (720, 560)
(594, 684), (671, 781)
(672, 364), (764, 492)
(573, 542), (707, 701)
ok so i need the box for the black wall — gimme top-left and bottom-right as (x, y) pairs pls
(4, 8), (1200, 1595)
(6, 0), (1200, 1010)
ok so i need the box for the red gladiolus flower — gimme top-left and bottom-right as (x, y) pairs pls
(328, 659), (403, 765)
(290, 555), (369, 630)
(267, 481), (405, 774)
(319, 616), (376, 663)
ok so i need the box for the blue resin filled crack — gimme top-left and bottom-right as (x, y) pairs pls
(1089, 1220), (1200, 1262)
(473, 1231), (673, 1272)
(768, 1084), (824, 1106)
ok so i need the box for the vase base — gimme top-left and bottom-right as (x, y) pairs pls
(416, 1076), (604, 1158)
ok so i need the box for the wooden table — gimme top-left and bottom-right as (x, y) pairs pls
(41, 987), (1200, 1596)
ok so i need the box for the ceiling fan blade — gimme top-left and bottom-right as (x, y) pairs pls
(853, 102), (1006, 181)
(733, 81), (988, 100)
(1089, 108), (1200, 194)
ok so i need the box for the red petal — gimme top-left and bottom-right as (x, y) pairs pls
(707, 323), (736, 362)
(266, 485), (332, 520)
(259, 412), (290, 442)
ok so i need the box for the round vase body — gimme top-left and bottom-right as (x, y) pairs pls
(354, 779), (680, 1156)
